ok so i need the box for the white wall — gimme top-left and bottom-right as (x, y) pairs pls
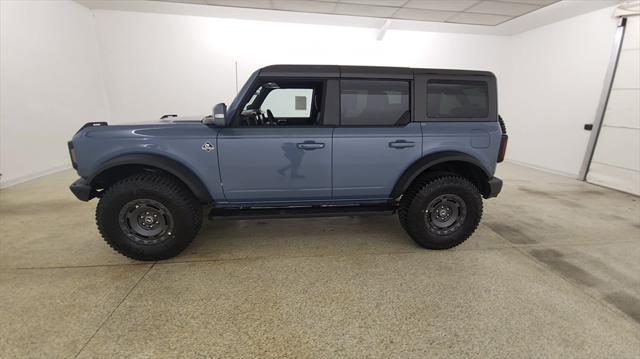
(91, 7), (624, 179)
(501, 6), (619, 177)
(91, 9), (508, 123)
(0, 0), (110, 187)
(0, 2), (623, 186)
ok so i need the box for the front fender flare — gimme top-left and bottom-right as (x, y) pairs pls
(89, 154), (213, 203)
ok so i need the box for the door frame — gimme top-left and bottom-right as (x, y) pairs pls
(579, 17), (627, 180)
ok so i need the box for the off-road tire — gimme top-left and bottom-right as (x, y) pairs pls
(401, 176), (482, 250)
(398, 171), (449, 231)
(96, 173), (202, 260)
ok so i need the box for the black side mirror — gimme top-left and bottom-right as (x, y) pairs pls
(204, 103), (227, 126)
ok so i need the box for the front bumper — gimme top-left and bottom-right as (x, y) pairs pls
(486, 177), (503, 198)
(70, 178), (95, 201)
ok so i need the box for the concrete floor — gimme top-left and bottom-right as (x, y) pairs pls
(0, 162), (639, 358)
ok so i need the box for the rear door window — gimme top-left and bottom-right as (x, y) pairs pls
(340, 80), (410, 126)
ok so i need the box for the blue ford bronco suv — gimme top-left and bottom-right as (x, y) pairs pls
(68, 65), (507, 260)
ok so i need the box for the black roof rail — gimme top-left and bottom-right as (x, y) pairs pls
(258, 64), (495, 79)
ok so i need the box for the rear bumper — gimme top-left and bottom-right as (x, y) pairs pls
(486, 177), (503, 198)
(69, 178), (95, 201)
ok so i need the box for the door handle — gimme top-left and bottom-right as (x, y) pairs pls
(388, 140), (415, 149)
(297, 141), (325, 150)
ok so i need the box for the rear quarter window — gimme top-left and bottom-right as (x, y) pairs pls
(427, 80), (488, 118)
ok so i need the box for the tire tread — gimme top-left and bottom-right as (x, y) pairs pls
(402, 175), (482, 250)
(95, 172), (202, 260)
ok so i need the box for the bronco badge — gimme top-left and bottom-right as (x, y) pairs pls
(201, 142), (214, 152)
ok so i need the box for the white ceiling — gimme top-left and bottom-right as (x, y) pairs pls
(77, 0), (621, 35)
(152, 0), (560, 26)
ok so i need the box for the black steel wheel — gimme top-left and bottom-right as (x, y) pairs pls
(118, 199), (174, 245)
(424, 194), (467, 236)
(401, 176), (482, 250)
(96, 173), (202, 260)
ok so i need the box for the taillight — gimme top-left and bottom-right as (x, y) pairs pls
(68, 141), (77, 169)
(497, 135), (508, 163)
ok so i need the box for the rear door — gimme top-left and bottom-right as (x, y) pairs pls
(332, 79), (422, 200)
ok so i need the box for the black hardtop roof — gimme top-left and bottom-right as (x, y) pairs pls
(259, 64), (494, 79)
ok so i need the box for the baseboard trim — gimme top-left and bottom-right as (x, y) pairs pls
(0, 165), (72, 189)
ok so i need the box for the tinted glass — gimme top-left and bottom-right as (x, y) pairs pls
(427, 80), (488, 118)
(340, 80), (410, 126)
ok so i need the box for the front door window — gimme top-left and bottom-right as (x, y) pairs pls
(240, 80), (324, 126)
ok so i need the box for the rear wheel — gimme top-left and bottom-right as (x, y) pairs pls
(400, 176), (482, 249)
(398, 171), (448, 231)
(96, 173), (202, 260)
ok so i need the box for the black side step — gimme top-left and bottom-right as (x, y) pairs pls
(209, 204), (396, 220)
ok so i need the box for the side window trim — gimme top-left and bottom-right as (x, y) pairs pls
(338, 78), (412, 127)
(323, 79), (340, 127)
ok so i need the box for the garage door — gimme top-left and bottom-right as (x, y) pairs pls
(587, 16), (640, 196)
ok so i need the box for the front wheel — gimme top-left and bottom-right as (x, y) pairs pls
(96, 173), (202, 260)
(401, 176), (482, 250)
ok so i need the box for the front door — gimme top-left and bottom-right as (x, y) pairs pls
(217, 80), (332, 203)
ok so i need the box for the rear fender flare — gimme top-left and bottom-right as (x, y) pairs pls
(390, 151), (490, 198)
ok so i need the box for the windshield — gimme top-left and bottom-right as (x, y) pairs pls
(229, 70), (259, 112)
